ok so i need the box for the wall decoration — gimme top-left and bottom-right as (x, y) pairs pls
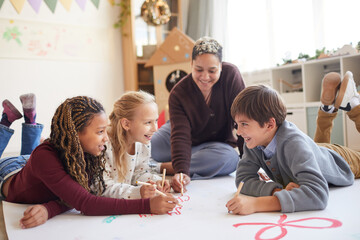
(145, 27), (194, 114)
(9, 0), (26, 13)
(0, 19), (110, 60)
(75, 0), (86, 11)
(90, 0), (99, 9)
(43, 0), (57, 13)
(28, 0), (42, 13)
(59, 0), (72, 11)
(140, 0), (171, 26)
(3, 0), (102, 13)
(2, 26), (22, 45)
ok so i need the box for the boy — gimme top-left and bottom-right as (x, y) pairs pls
(226, 73), (360, 214)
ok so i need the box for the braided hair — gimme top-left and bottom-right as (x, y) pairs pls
(48, 96), (106, 195)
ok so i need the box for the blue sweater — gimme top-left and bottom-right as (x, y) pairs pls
(235, 120), (354, 212)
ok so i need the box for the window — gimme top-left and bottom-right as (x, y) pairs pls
(226, 0), (360, 72)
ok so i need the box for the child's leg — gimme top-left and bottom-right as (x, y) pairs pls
(19, 93), (36, 125)
(320, 72), (341, 107)
(0, 125), (15, 158)
(21, 123), (43, 155)
(1, 100), (22, 127)
(346, 100), (360, 133)
(334, 71), (360, 111)
(0, 155), (30, 200)
(317, 143), (360, 178)
(314, 109), (337, 143)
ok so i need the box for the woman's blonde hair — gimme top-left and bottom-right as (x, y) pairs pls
(107, 90), (156, 181)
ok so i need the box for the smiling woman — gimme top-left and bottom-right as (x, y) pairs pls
(150, 37), (246, 193)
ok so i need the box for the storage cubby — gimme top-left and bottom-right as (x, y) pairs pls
(244, 53), (360, 150)
(271, 63), (304, 104)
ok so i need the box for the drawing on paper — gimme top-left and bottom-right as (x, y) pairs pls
(233, 214), (342, 240)
(3, 26), (22, 45)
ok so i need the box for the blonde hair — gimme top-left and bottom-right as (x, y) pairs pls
(107, 91), (156, 181)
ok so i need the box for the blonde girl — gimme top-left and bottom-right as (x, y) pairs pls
(103, 91), (171, 199)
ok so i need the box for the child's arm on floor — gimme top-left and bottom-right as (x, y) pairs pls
(235, 150), (284, 197)
(19, 204), (48, 229)
(226, 195), (281, 215)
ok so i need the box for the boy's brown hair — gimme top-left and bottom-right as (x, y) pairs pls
(231, 85), (287, 127)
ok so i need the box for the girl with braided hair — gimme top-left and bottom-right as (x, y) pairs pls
(100, 91), (171, 200)
(0, 96), (177, 229)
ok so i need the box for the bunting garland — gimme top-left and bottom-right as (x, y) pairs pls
(28, 0), (42, 13)
(90, 0), (98, 9)
(10, 0), (26, 13)
(59, 0), (72, 11)
(44, 0), (57, 12)
(75, 0), (86, 11)
(0, 0), (101, 13)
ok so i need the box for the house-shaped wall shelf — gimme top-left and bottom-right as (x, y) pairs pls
(145, 27), (194, 114)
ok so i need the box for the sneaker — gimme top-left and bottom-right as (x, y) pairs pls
(320, 72), (341, 105)
(2, 100), (22, 123)
(334, 71), (360, 110)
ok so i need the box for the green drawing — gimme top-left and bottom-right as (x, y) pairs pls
(3, 26), (22, 45)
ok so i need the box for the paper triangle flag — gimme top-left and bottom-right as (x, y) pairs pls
(75, 0), (86, 10)
(28, 0), (42, 13)
(90, 0), (99, 8)
(44, 0), (57, 13)
(0, 0), (5, 9)
(60, 0), (72, 11)
(10, 0), (26, 13)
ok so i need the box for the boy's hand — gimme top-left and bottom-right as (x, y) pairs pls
(226, 195), (257, 215)
(140, 184), (156, 198)
(156, 180), (171, 193)
(285, 182), (300, 191)
(149, 194), (178, 214)
(20, 204), (48, 228)
(171, 173), (190, 193)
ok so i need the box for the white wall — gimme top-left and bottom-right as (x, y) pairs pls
(0, 0), (124, 156)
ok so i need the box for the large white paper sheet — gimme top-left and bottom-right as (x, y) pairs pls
(3, 176), (360, 240)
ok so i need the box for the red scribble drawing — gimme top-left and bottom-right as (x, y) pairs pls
(167, 206), (182, 216)
(139, 214), (154, 218)
(233, 214), (342, 240)
(138, 194), (191, 218)
(177, 194), (190, 203)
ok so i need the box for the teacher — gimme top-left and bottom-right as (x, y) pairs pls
(151, 37), (245, 192)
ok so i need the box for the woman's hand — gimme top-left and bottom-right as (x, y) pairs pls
(156, 180), (171, 193)
(149, 194), (178, 214)
(171, 173), (190, 193)
(20, 204), (48, 229)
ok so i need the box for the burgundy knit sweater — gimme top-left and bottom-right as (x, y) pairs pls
(6, 142), (151, 219)
(169, 62), (245, 175)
